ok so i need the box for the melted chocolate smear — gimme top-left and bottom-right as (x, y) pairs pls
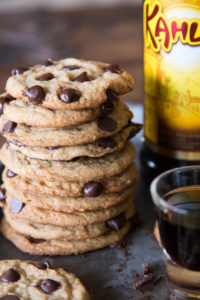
(0, 268), (20, 283)
(63, 65), (80, 71)
(58, 88), (80, 103)
(11, 67), (29, 76)
(10, 199), (25, 214)
(106, 89), (119, 102)
(98, 116), (117, 132)
(37, 73), (54, 81)
(23, 85), (46, 105)
(34, 261), (51, 270)
(106, 213), (126, 231)
(6, 169), (17, 178)
(0, 187), (6, 203)
(73, 72), (90, 82)
(0, 295), (20, 300)
(96, 137), (117, 148)
(83, 181), (102, 197)
(105, 64), (122, 74)
(27, 236), (46, 244)
(2, 121), (17, 134)
(41, 58), (54, 67)
(40, 279), (61, 294)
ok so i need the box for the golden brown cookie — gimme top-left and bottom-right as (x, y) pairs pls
(0, 142), (135, 182)
(1, 218), (131, 255)
(6, 58), (134, 110)
(0, 259), (90, 299)
(8, 124), (141, 160)
(0, 101), (132, 147)
(3, 163), (138, 197)
(4, 205), (135, 240)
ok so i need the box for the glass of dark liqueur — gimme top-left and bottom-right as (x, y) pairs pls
(150, 166), (200, 300)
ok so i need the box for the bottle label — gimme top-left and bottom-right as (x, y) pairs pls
(144, 0), (200, 160)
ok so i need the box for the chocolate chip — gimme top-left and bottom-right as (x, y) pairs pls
(0, 97), (6, 115)
(10, 199), (25, 214)
(96, 137), (117, 148)
(83, 181), (102, 197)
(23, 85), (45, 105)
(41, 58), (54, 67)
(37, 73), (54, 81)
(133, 273), (154, 291)
(58, 88), (80, 103)
(5, 94), (16, 102)
(106, 89), (119, 102)
(0, 187), (6, 203)
(0, 295), (20, 300)
(11, 67), (29, 76)
(106, 213), (126, 231)
(34, 261), (51, 270)
(2, 121), (17, 134)
(27, 236), (46, 244)
(98, 116), (117, 132)
(105, 64), (122, 74)
(0, 268), (20, 283)
(142, 263), (151, 275)
(40, 279), (61, 294)
(46, 146), (61, 150)
(0, 94), (16, 115)
(6, 169), (17, 178)
(63, 65), (80, 71)
(73, 72), (90, 82)
(101, 101), (114, 116)
(10, 140), (24, 147)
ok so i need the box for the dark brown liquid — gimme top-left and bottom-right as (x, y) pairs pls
(159, 189), (200, 271)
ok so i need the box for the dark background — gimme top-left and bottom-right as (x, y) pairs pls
(0, 4), (143, 103)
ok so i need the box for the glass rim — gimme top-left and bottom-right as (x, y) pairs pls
(150, 165), (200, 215)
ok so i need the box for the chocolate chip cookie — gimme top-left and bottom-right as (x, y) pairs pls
(4, 205), (135, 241)
(6, 58), (134, 110)
(1, 218), (131, 255)
(0, 259), (90, 299)
(0, 142), (135, 182)
(3, 163), (138, 197)
(8, 124), (141, 160)
(0, 101), (132, 147)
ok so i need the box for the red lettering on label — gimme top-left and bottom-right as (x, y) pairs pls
(171, 21), (188, 40)
(190, 22), (200, 43)
(155, 17), (170, 48)
(146, 3), (159, 49)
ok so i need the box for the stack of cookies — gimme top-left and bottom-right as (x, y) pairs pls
(0, 58), (141, 255)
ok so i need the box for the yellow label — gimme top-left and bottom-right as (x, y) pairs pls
(144, 0), (200, 159)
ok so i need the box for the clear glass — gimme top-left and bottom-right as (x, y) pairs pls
(150, 166), (200, 300)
